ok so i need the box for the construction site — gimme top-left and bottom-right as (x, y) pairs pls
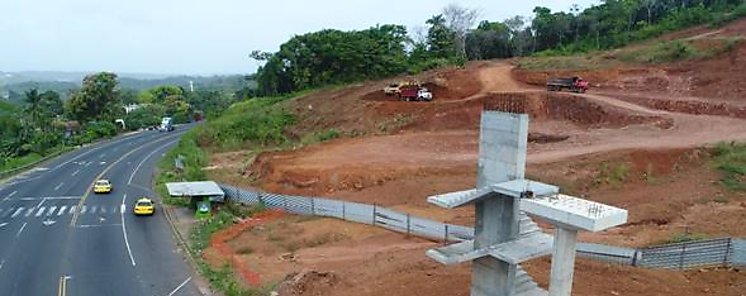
(201, 18), (746, 296)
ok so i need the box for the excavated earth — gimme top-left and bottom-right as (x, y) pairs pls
(206, 18), (746, 296)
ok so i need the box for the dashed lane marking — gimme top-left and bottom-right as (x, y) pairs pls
(2, 191), (17, 202)
(10, 207), (23, 218)
(57, 206), (67, 216)
(16, 222), (26, 238)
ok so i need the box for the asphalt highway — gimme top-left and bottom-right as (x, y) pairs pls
(0, 128), (201, 296)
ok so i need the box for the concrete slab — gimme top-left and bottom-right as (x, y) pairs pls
(521, 194), (628, 232)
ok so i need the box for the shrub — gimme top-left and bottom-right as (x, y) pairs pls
(711, 142), (746, 191)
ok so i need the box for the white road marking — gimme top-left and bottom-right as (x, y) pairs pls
(100, 207), (107, 214)
(0, 222), (8, 228)
(68, 205), (76, 214)
(72, 169), (80, 176)
(34, 198), (46, 210)
(2, 191), (17, 202)
(24, 208), (34, 217)
(11, 208), (23, 218)
(16, 196), (80, 201)
(85, 162), (92, 167)
(57, 206), (67, 216)
(121, 194), (136, 266)
(16, 222), (27, 237)
(90, 206), (97, 214)
(120, 204), (125, 213)
(0, 259), (5, 270)
(80, 205), (87, 214)
(76, 224), (121, 228)
(46, 206), (57, 216)
(54, 182), (64, 191)
(128, 139), (179, 185)
(42, 219), (56, 226)
(35, 207), (46, 217)
(166, 277), (193, 296)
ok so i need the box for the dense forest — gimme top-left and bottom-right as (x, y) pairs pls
(0, 72), (244, 172)
(253, 0), (746, 96)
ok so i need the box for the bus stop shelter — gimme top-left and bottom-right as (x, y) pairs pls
(165, 181), (225, 208)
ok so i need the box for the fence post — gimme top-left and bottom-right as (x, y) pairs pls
(342, 201), (346, 220)
(284, 196), (289, 212)
(258, 192), (264, 207)
(679, 243), (687, 270)
(311, 198), (316, 216)
(631, 250), (639, 267)
(372, 204), (377, 226)
(406, 213), (411, 237)
(444, 224), (449, 244)
(724, 238), (732, 266)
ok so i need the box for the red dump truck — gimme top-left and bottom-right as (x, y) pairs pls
(546, 76), (589, 93)
(398, 85), (433, 102)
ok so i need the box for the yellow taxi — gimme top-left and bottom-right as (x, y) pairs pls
(133, 197), (155, 216)
(93, 179), (112, 194)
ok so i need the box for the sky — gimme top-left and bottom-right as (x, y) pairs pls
(0, 0), (599, 75)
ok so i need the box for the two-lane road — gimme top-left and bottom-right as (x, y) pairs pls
(0, 129), (201, 295)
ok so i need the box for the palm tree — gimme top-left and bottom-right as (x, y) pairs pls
(23, 89), (44, 131)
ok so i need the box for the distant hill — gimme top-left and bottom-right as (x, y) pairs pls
(0, 71), (254, 103)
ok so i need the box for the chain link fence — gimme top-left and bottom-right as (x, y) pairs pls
(220, 184), (745, 270)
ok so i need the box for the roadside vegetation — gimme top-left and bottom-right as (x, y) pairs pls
(711, 142), (746, 191)
(189, 209), (274, 296)
(251, 2), (746, 96)
(1, 70), (247, 176)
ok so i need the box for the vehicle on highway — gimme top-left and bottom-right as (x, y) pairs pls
(134, 197), (156, 216)
(546, 76), (590, 93)
(158, 117), (175, 132)
(93, 179), (112, 194)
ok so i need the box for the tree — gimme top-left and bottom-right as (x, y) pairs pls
(426, 14), (458, 60)
(40, 90), (63, 118)
(22, 89), (45, 131)
(466, 21), (513, 60)
(66, 72), (121, 122)
(442, 4), (480, 58)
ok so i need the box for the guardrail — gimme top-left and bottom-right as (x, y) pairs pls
(0, 147), (74, 180)
(220, 184), (745, 270)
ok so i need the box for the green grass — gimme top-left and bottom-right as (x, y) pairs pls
(593, 162), (630, 187)
(664, 232), (709, 244)
(156, 130), (208, 207)
(300, 128), (341, 146)
(0, 145), (73, 177)
(711, 142), (746, 191)
(518, 35), (743, 71)
(195, 96), (297, 151)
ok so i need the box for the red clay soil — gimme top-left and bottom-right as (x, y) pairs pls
(204, 210), (286, 286)
(206, 19), (746, 296)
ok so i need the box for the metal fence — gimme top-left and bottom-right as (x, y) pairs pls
(637, 238), (734, 270)
(220, 184), (745, 270)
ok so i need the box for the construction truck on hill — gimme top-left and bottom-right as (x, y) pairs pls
(546, 76), (589, 93)
(383, 80), (433, 101)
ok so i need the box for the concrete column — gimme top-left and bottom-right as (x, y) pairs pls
(471, 196), (520, 296)
(549, 227), (579, 296)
